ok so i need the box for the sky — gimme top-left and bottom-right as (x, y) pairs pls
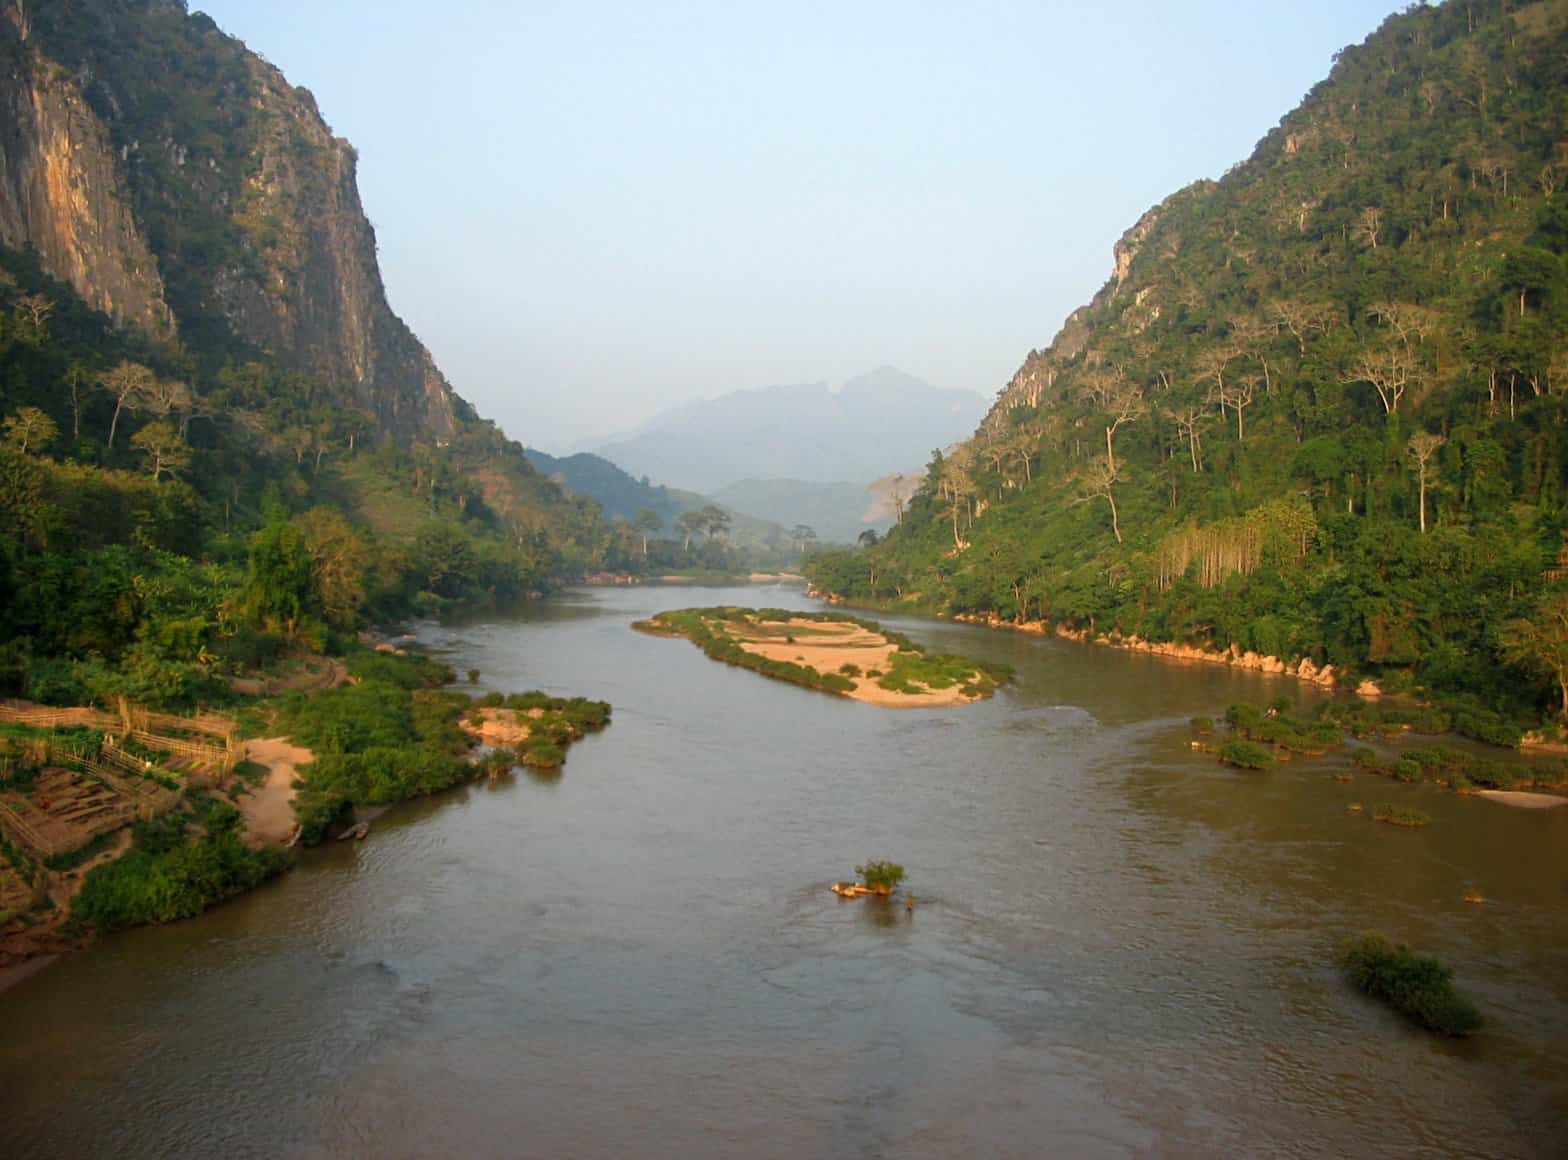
(195, 0), (1401, 452)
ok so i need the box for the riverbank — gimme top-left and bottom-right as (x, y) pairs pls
(1, 653), (613, 988)
(949, 612), (1350, 690)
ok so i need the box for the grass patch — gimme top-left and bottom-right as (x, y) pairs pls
(1339, 932), (1483, 1036)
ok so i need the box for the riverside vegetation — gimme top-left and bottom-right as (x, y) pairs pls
(1, 645), (610, 954)
(1198, 697), (1568, 795)
(804, 0), (1568, 742)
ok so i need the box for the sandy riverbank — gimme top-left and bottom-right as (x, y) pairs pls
(240, 738), (313, 845)
(1476, 790), (1568, 810)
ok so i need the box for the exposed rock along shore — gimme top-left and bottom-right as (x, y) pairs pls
(807, 587), (1359, 692)
(954, 615), (1345, 690)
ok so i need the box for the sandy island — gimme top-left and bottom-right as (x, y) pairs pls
(239, 738), (313, 845)
(641, 611), (999, 708)
(736, 617), (976, 708)
(1476, 789), (1568, 810)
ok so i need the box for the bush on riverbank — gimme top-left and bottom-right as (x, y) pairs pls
(1339, 932), (1483, 1036)
(72, 796), (288, 932)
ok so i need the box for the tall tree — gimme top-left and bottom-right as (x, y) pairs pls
(130, 421), (191, 481)
(1406, 431), (1445, 534)
(98, 361), (155, 450)
(632, 508), (661, 557)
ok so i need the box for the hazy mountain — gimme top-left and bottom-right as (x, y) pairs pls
(522, 447), (789, 550)
(707, 479), (896, 545)
(589, 367), (987, 493)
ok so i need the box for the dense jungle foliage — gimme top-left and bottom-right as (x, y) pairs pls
(806, 0), (1568, 733)
(0, 244), (635, 708)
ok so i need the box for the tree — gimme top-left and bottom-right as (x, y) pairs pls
(1166, 403), (1210, 473)
(131, 422), (191, 481)
(1355, 206), (1384, 249)
(2, 406), (58, 455)
(63, 362), (94, 439)
(1501, 592), (1568, 718)
(293, 507), (369, 626)
(98, 361), (155, 450)
(242, 513), (320, 641)
(1073, 456), (1124, 543)
(700, 505), (731, 541)
(1081, 368), (1145, 473)
(677, 510), (706, 551)
(791, 524), (818, 553)
(1274, 300), (1337, 356)
(1344, 342), (1416, 416)
(11, 292), (52, 346)
(1406, 431), (1445, 534)
(632, 508), (661, 558)
(857, 528), (880, 547)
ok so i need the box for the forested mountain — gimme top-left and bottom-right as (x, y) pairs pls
(590, 367), (987, 493)
(807, 0), (1568, 734)
(0, 0), (630, 708)
(522, 446), (795, 555)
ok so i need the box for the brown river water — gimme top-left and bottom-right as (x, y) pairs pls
(2, 584), (1565, 1158)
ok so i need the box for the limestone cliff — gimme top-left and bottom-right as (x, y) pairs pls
(0, 8), (173, 338)
(7, 0), (459, 443)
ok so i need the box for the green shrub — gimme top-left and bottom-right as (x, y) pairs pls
(1190, 716), (1214, 734)
(519, 741), (565, 768)
(1339, 932), (1483, 1036)
(1218, 739), (1274, 769)
(73, 824), (288, 933)
(1372, 803), (1430, 828)
(855, 859), (906, 892)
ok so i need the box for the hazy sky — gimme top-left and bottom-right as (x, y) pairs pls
(196, 1), (1398, 452)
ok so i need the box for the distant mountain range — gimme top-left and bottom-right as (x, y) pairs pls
(587, 367), (987, 494)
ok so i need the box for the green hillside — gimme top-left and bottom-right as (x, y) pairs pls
(806, 0), (1568, 735)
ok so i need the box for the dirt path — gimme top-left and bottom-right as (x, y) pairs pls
(240, 738), (314, 845)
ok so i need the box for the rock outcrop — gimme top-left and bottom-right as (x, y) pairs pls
(3, 0), (460, 444)
(0, 11), (173, 338)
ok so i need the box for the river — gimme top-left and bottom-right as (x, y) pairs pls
(2, 584), (1565, 1158)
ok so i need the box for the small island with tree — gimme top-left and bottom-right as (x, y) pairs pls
(632, 607), (1010, 707)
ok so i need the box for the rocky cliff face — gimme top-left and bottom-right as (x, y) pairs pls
(6, 0), (459, 443)
(0, 9), (173, 338)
